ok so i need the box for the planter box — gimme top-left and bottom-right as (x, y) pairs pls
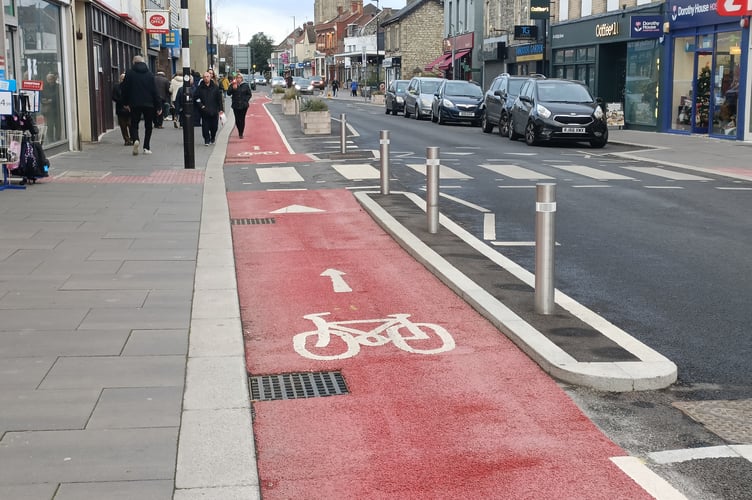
(300, 110), (331, 135)
(283, 99), (299, 115)
(271, 93), (284, 104)
(372, 94), (385, 105)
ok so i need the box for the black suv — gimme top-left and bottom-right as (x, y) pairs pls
(481, 73), (544, 136)
(508, 78), (608, 148)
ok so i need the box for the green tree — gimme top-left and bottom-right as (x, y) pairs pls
(248, 33), (274, 76)
(695, 63), (711, 128)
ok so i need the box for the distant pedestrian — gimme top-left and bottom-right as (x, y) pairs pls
(175, 75), (193, 129)
(169, 72), (183, 127)
(112, 73), (132, 145)
(227, 73), (252, 139)
(350, 80), (358, 97)
(196, 71), (222, 146)
(154, 70), (171, 128)
(331, 79), (339, 96)
(121, 55), (161, 155)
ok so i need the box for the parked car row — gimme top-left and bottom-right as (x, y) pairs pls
(383, 73), (609, 148)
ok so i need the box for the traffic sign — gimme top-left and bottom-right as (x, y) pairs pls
(717, 0), (752, 15)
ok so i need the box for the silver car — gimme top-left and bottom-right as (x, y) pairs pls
(404, 77), (445, 120)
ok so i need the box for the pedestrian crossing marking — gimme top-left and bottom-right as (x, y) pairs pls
(257, 166), (304, 183)
(623, 166), (711, 181)
(480, 164), (554, 180)
(332, 164), (380, 180)
(406, 164), (473, 179)
(549, 164), (635, 180)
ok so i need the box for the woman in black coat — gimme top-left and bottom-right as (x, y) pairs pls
(226, 73), (252, 138)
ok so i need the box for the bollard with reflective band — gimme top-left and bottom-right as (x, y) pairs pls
(535, 183), (556, 314)
(380, 130), (390, 195)
(426, 147), (440, 234)
(340, 113), (347, 154)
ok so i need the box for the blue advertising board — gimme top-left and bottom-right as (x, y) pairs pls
(630, 15), (663, 38)
(668, 0), (727, 29)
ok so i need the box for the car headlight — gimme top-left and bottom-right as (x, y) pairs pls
(442, 98), (455, 108)
(420, 97), (432, 107)
(396, 96), (404, 103)
(594, 105), (604, 120)
(535, 104), (551, 119)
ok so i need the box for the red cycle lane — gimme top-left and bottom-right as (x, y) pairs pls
(228, 188), (652, 499)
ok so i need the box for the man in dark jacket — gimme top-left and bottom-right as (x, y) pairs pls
(121, 55), (162, 155)
(196, 71), (223, 146)
(153, 70), (171, 128)
(226, 73), (252, 138)
(111, 73), (132, 145)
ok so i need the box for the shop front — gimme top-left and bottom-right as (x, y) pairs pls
(551, 5), (662, 130)
(662, 0), (749, 139)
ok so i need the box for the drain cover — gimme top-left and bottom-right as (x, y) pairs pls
(673, 399), (752, 444)
(250, 371), (348, 401)
(231, 218), (276, 225)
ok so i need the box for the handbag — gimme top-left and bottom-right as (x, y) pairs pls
(219, 111), (226, 127)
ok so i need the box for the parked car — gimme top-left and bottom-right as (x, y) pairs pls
(430, 80), (484, 126)
(270, 76), (285, 88)
(254, 75), (267, 86)
(385, 80), (410, 115)
(508, 78), (608, 148)
(404, 77), (445, 120)
(310, 75), (326, 90)
(481, 73), (544, 136)
(295, 78), (315, 95)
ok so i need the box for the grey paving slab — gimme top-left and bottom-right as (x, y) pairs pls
(87, 387), (183, 429)
(88, 249), (197, 261)
(0, 389), (101, 433)
(0, 357), (57, 389)
(143, 289), (194, 309)
(0, 428), (177, 483)
(32, 260), (123, 276)
(61, 273), (194, 290)
(130, 236), (199, 249)
(119, 260), (197, 275)
(0, 308), (89, 331)
(122, 329), (188, 356)
(0, 290), (147, 309)
(0, 274), (69, 290)
(0, 238), (60, 250)
(188, 318), (243, 357)
(174, 485), (261, 500)
(38, 356), (185, 389)
(0, 330), (129, 357)
(54, 238), (135, 252)
(0, 483), (58, 500)
(55, 480), (174, 500)
(79, 306), (189, 330)
(183, 357), (249, 411)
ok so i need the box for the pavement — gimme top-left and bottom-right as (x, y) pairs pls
(0, 91), (750, 499)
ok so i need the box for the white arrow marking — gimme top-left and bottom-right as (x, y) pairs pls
(320, 269), (352, 293)
(270, 204), (325, 213)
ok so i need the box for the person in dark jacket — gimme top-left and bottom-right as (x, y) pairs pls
(174, 74), (193, 129)
(121, 55), (162, 155)
(196, 71), (223, 145)
(111, 73), (132, 145)
(153, 70), (171, 128)
(226, 73), (252, 139)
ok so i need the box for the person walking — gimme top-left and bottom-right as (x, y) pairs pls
(169, 72), (183, 127)
(196, 71), (222, 146)
(174, 74), (193, 129)
(112, 73), (132, 145)
(154, 70), (171, 128)
(121, 55), (161, 155)
(350, 80), (358, 97)
(227, 73), (252, 139)
(331, 79), (339, 96)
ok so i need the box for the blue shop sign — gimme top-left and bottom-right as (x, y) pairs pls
(631, 15), (663, 38)
(515, 43), (544, 57)
(668, 0), (726, 29)
(162, 30), (180, 49)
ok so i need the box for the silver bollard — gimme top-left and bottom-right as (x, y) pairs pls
(340, 113), (347, 154)
(426, 147), (440, 234)
(380, 130), (390, 195)
(534, 183), (556, 315)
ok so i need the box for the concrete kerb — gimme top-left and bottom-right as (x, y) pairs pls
(354, 190), (678, 392)
(174, 109), (261, 498)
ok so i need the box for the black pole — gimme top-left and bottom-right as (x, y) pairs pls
(181, 0), (194, 169)
(209, 0), (214, 69)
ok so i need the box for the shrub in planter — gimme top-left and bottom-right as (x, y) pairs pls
(299, 98), (331, 135)
(283, 88), (299, 100)
(300, 98), (329, 112)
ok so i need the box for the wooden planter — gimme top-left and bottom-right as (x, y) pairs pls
(300, 110), (331, 135)
(372, 94), (385, 105)
(271, 93), (284, 104)
(283, 98), (299, 115)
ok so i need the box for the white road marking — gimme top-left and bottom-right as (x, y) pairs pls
(645, 186), (685, 189)
(480, 164), (554, 180)
(438, 193), (489, 212)
(717, 186), (752, 190)
(332, 164), (380, 179)
(483, 213), (496, 241)
(498, 185), (536, 189)
(573, 185), (612, 188)
(491, 241), (535, 246)
(269, 204), (324, 213)
(257, 166), (304, 183)
(320, 269), (352, 293)
(550, 164), (635, 180)
(610, 456), (688, 500)
(407, 164), (473, 179)
(624, 166), (712, 180)
(647, 444), (752, 464)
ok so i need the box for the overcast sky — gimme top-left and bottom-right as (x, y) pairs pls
(210, 0), (407, 47)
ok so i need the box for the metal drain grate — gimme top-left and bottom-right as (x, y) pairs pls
(250, 371), (349, 401)
(231, 217), (276, 225)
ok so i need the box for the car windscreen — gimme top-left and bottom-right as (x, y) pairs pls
(537, 82), (594, 103)
(396, 82), (409, 92)
(422, 81), (442, 94)
(508, 79), (526, 96)
(444, 82), (483, 98)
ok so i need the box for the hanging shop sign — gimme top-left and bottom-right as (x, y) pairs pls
(717, 0), (752, 16)
(162, 30), (180, 49)
(631, 15), (663, 38)
(145, 10), (170, 34)
(514, 25), (538, 40)
(530, 0), (551, 20)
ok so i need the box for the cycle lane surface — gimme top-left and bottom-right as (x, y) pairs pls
(227, 188), (655, 499)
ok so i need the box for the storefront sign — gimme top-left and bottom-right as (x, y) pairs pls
(145, 10), (170, 34)
(162, 29), (180, 49)
(515, 43), (544, 62)
(669, 0), (727, 29)
(595, 21), (620, 37)
(530, 0), (551, 19)
(717, 0), (752, 15)
(21, 80), (43, 91)
(514, 25), (538, 40)
(631, 15), (663, 38)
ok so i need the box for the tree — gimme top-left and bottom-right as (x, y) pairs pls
(695, 63), (710, 129)
(249, 33), (274, 75)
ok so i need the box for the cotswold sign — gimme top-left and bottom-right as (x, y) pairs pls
(595, 21), (620, 37)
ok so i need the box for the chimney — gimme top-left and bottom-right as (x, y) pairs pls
(337, 6), (343, 14)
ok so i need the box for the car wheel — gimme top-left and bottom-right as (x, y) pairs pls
(431, 109), (438, 123)
(525, 121), (538, 146)
(499, 113), (509, 138)
(481, 112), (493, 133)
(508, 117), (521, 141)
(385, 104), (390, 115)
(404, 105), (411, 118)
(415, 107), (421, 120)
(590, 130), (608, 148)
(437, 108), (444, 125)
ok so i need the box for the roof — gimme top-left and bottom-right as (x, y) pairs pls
(380, 0), (442, 27)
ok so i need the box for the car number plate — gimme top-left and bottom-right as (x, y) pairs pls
(562, 127), (586, 133)
(459, 111), (475, 117)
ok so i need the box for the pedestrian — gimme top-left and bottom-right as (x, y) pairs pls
(175, 74), (193, 129)
(331, 79), (339, 96)
(40, 73), (61, 142)
(121, 54), (162, 155)
(154, 70), (171, 128)
(169, 72), (183, 127)
(285, 72), (293, 89)
(220, 74), (230, 96)
(350, 80), (358, 97)
(196, 70), (222, 146)
(111, 73), (132, 145)
(227, 73), (252, 139)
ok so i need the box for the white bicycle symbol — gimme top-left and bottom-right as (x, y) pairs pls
(293, 312), (456, 360)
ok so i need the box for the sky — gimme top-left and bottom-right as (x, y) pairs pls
(210, 0), (407, 47)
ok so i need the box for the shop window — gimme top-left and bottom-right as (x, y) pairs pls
(671, 36), (694, 132)
(564, 49), (575, 63)
(4, 0), (14, 16)
(554, 50), (564, 64)
(625, 39), (659, 127)
(711, 31), (741, 137)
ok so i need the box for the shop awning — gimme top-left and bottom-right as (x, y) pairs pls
(423, 53), (452, 72)
(438, 49), (471, 71)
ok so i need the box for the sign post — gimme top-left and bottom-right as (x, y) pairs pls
(180, 0), (194, 169)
